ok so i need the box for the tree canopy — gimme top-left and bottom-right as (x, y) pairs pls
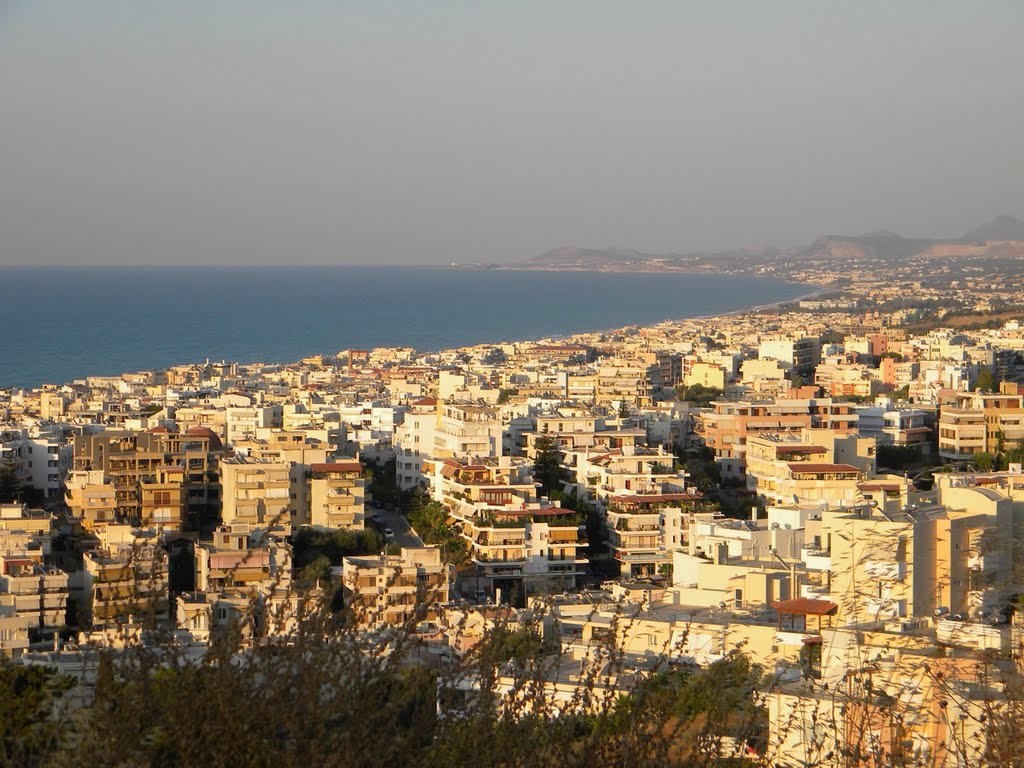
(533, 435), (569, 497)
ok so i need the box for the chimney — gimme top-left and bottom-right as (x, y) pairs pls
(751, 506), (758, 524)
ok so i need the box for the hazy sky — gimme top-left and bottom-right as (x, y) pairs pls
(1, 1), (1022, 266)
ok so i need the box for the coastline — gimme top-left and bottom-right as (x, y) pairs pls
(1, 269), (816, 391)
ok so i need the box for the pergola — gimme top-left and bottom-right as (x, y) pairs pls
(771, 597), (838, 634)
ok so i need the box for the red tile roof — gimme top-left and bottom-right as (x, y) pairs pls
(310, 462), (362, 474)
(786, 463), (861, 473)
(771, 598), (838, 615)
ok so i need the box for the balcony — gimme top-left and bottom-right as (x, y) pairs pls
(862, 597), (905, 620)
(800, 549), (831, 571)
(968, 553), (998, 572)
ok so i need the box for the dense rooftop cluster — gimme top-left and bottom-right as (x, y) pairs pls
(5, 261), (1024, 765)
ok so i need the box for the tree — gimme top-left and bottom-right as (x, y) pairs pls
(973, 451), (997, 472)
(407, 499), (467, 565)
(291, 527), (384, 574)
(481, 348), (507, 366)
(876, 445), (924, 472)
(0, 658), (73, 768)
(976, 367), (998, 393)
(1005, 438), (1024, 466)
(676, 384), (723, 408)
(301, 555), (333, 585)
(533, 435), (569, 498)
(496, 388), (518, 405)
(0, 461), (20, 504)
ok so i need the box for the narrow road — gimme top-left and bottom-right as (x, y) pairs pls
(366, 501), (423, 549)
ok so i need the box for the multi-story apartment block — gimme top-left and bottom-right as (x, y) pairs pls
(0, 503), (56, 558)
(342, 546), (449, 629)
(825, 483), (1013, 625)
(65, 470), (118, 531)
(0, 595), (33, 657)
(195, 524), (292, 595)
(697, 397), (858, 479)
(233, 429), (329, 466)
(433, 401), (503, 460)
(0, 426), (73, 501)
(564, 445), (687, 506)
(137, 466), (187, 529)
(852, 401), (933, 453)
(813, 361), (881, 399)
(393, 397), (438, 490)
(758, 336), (821, 377)
(0, 556), (68, 639)
(595, 361), (654, 407)
(220, 457), (294, 531)
(745, 430), (875, 506)
(224, 404), (283, 445)
(303, 461), (365, 531)
(605, 491), (702, 577)
(72, 427), (223, 528)
(83, 525), (168, 629)
(938, 382), (1024, 462)
(425, 457), (588, 598)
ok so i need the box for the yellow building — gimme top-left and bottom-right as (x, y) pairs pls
(825, 484), (1012, 626)
(220, 457), (294, 531)
(83, 525), (168, 630)
(745, 429), (875, 506)
(195, 524), (292, 595)
(342, 546), (449, 629)
(65, 469), (117, 532)
(305, 461), (365, 531)
(938, 382), (1024, 462)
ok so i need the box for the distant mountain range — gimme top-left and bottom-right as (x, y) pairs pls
(962, 215), (1024, 242)
(516, 215), (1024, 270)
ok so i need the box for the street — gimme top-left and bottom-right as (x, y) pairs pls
(366, 501), (423, 549)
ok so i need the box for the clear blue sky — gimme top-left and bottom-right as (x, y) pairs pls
(1, 1), (1022, 265)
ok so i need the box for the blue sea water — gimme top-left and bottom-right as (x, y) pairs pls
(0, 267), (807, 389)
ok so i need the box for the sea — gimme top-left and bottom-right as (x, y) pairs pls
(0, 267), (808, 390)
